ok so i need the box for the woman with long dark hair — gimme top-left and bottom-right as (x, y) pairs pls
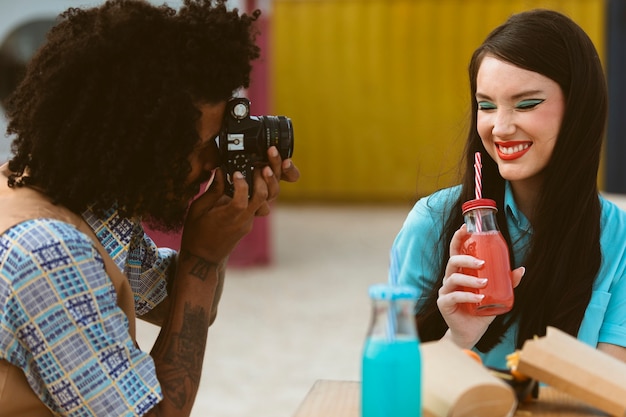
(391, 9), (626, 368)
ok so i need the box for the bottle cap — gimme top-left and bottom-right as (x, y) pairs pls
(368, 284), (418, 300)
(462, 198), (498, 215)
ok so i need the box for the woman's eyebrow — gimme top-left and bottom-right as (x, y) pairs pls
(475, 89), (544, 100)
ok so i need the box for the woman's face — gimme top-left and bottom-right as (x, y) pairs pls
(475, 55), (565, 189)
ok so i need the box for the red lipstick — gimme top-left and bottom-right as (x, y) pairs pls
(495, 141), (532, 161)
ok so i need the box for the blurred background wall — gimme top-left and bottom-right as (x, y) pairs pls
(1, 0), (623, 202)
(268, 0), (613, 203)
(605, 0), (626, 193)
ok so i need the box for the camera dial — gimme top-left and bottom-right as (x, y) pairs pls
(232, 102), (249, 119)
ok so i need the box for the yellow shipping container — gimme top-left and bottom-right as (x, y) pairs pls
(271, 0), (605, 203)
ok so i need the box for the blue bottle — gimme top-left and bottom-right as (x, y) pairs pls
(361, 284), (422, 417)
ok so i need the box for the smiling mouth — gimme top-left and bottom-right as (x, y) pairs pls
(496, 142), (531, 160)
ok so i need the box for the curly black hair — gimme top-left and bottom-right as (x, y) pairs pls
(4, 0), (260, 229)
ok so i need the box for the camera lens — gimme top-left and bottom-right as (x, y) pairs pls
(259, 115), (294, 159)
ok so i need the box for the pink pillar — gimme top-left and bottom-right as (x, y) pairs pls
(229, 0), (273, 266)
(144, 1), (273, 267)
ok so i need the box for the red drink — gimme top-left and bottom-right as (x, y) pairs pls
(461, 199), (514, 316)
(461, 231), (513, 315)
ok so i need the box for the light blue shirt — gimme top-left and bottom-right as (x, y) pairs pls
(391, 183), (626, 369)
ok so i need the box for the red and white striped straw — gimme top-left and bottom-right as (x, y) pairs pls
(474, 152), (483, 233)
(474, 151), (482, 200)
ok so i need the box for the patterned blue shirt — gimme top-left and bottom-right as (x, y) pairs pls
(0, 206), (174, 415)
(391, 183), (626, 369)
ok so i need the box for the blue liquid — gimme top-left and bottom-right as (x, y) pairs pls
(361, 338), (422, 417)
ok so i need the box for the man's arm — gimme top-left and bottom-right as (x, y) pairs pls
(146, 251), (222, 415)
(137, 255), (225, 328)
(142, 150), (299, 416)
(142, 168), (267, 416)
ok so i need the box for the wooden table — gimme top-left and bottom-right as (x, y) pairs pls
(292, 380), (608, 417)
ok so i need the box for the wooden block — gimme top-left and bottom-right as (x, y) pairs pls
(421, 339), (517, 417)
(517, 326), (626, 416)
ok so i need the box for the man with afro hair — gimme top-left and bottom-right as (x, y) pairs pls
(0, 0), (299, 415)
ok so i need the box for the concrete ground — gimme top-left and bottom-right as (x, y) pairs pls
(136, 194), (626, 417)
(136, 203), (412, 417)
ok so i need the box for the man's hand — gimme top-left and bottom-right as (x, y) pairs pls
(252, 146), (300, 217)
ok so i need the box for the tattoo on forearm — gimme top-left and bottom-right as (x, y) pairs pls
(159, 302), (210, 409)
(180, 249), (216, 281)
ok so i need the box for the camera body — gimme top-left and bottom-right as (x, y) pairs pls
(217, 97), (294, 196)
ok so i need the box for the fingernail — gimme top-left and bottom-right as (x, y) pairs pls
(204, 169), (217, 192)
(265, 166), (274, 177)
(478, 278), (488, 285)
(475, 259), (485, 266)
(282, 160), (292, 169)
(269, 147), (279, 157)
(477, 294), (485, 300)
(234, 171), (244, 179)
(520, 266), (526, 277)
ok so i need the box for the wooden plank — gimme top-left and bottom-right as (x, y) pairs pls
(292, 380), (359, 417)
(293, 380), (607, 417)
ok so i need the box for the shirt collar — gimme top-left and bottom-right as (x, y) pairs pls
(81, 205), (137, 271)
(504, 181), (531, 233)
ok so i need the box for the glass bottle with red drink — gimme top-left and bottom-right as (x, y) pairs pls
(460, 198), (514, 316)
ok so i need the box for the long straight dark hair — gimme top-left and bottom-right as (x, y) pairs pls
(416, 9), (607, 351)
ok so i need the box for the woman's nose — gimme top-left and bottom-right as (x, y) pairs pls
(491, 109), (516, 137)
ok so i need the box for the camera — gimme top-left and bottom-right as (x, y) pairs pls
(217, 97), (294, 196)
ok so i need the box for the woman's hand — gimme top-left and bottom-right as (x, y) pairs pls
(437, 224), (525, 349)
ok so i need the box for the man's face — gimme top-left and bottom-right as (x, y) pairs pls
(182, 101), (226, 199)
(149, 101), (226, 231)
(167, 101), (227, 206)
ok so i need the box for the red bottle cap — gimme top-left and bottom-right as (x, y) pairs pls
(462, 198), (498, 215)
